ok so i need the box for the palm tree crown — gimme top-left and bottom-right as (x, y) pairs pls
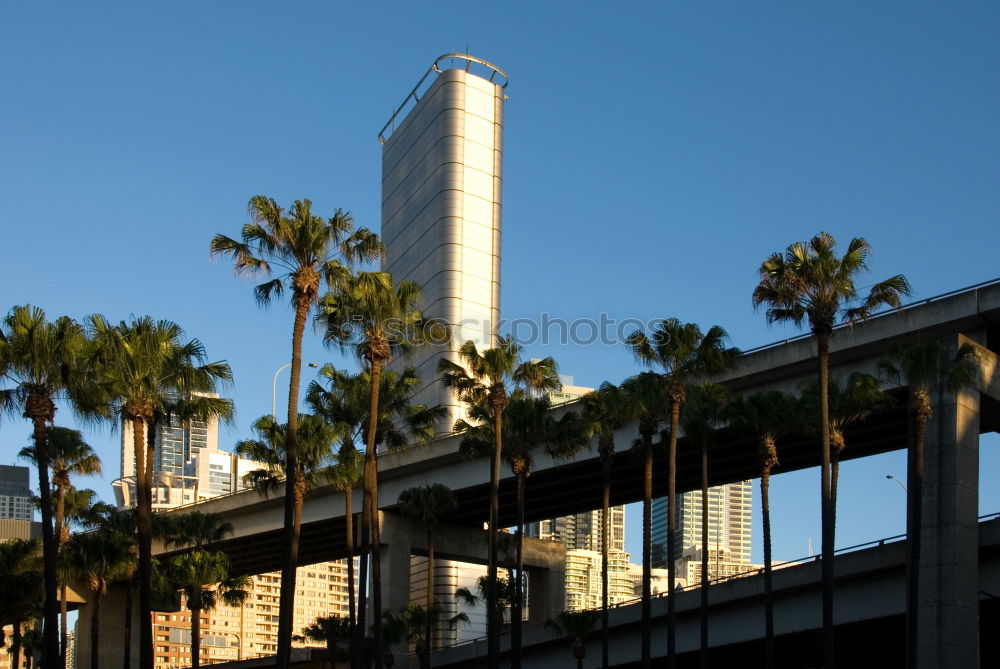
(752, 232), (911, 335)
(210, 197), (381, 309)
(236, 414), (338, 495)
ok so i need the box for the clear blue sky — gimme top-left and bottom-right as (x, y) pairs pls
(2, 1), (999, 564)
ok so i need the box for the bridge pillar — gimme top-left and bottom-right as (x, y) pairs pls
(526, 566), (565, 625)
(75, 581), (140, 669)
(917, 337), (981, 669)
(378, 512), (414, 616)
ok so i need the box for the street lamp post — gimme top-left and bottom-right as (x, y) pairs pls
(272, 362), (319, 419)
(886, 474), (908, 493)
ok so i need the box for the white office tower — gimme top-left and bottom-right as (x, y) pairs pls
(380, 53), (507, 432)
(410, 558), (489, 647)
(651, 481), (754, 574)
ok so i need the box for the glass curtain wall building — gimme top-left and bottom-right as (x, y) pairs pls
(651, 481), (753, 570)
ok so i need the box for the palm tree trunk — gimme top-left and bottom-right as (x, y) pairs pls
(27, 406), (60, 668)
(139, 417), (157, 669)
(365, 357), (385, 669)
(345, 486), (356, 631)
(488, 401), (503, 669)
(56, 484), (69, 669)
(13, 623), (23, 669)
(906, 392), (929, 669)
(761, 461), (775, 669)
(277, 298), (310, 669)
(601, 452), (611, 669)
(191, 605), (201, 669)
(354, 480), (368, 669)
(641, 432), (652, 669)
(667, 399), (681, 669)
(356, 484), (369, 669)
(817, 332), (835, 669)
(700, 439), (709, 669)
(92, 589), (103, 669)
(425, 524), (435, 667)
(123, 580), (134, 669)
(511, 473), (526, 669)
(61, 583), (70, 668)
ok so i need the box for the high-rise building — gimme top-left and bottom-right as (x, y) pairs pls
(651, 481), (754, 572)
(564, 548), (634, 611)
(64, 631), (77, 669)
(0, 465), (34, 521)
(382, 52), (513, 649)
(110, 410), (354, 666)
(380, 53), (508, 431)
(527, 507), (626, 554)
(113, 397), (220, 509)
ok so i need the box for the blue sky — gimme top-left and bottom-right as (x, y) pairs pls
(2, 1), (999, 564)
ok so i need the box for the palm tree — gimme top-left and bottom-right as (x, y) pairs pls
(19, 425), (102, 667)
(879, 339), (978, 669)
(727, 391), (803, 669)
(64, 528), (136, 669)
(20, 625), (41, 669)
(212, 195), (381, 669)
(626, 319), (738, 668)
(166, 511), (235, 550)
(0, 538), (43, 669)
(384, 603), (469, 669)
(300, 615), (351, 663)
(619, 372), (667, 669)
(439, 336), (560, 669)
(321, 271), (445, 668)
(581, 382), (631, 669)
(237, 413), (337, 559)
(752, 231), (910, 668)
(326, 444), (363, 634)
(307, 363), (444, 665)
(679, 382), (729, 669)
(0, 305), (91, 667)
(544, 610), (600, 669)
(454, 574), (517, 626)
(92, 506), (140, 669)
(800, 373), (889, 522)
(165, 549), (251, 669)
(88, 314), (233, 669)
(505, 395), (587, 669)
(397, 484), (458, 668)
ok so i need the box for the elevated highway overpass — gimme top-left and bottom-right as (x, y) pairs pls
(76, 279), (1000, 668)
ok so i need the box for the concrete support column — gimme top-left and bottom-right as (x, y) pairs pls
(75, 581), (140, 669)
(525, 566), (565, 625)
(378, 512), (413, 617)
(916, 341), (981, 669)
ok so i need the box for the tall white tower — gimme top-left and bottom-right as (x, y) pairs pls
(379, 53), (507, 431)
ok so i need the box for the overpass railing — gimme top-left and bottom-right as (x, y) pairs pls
(739, 275), (1000, 357)
(438, 512), (1000, 649)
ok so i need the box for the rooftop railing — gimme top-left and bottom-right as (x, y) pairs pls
(378, 53), (508, 145)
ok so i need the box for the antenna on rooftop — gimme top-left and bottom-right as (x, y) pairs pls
(807, 537), (814, 557)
